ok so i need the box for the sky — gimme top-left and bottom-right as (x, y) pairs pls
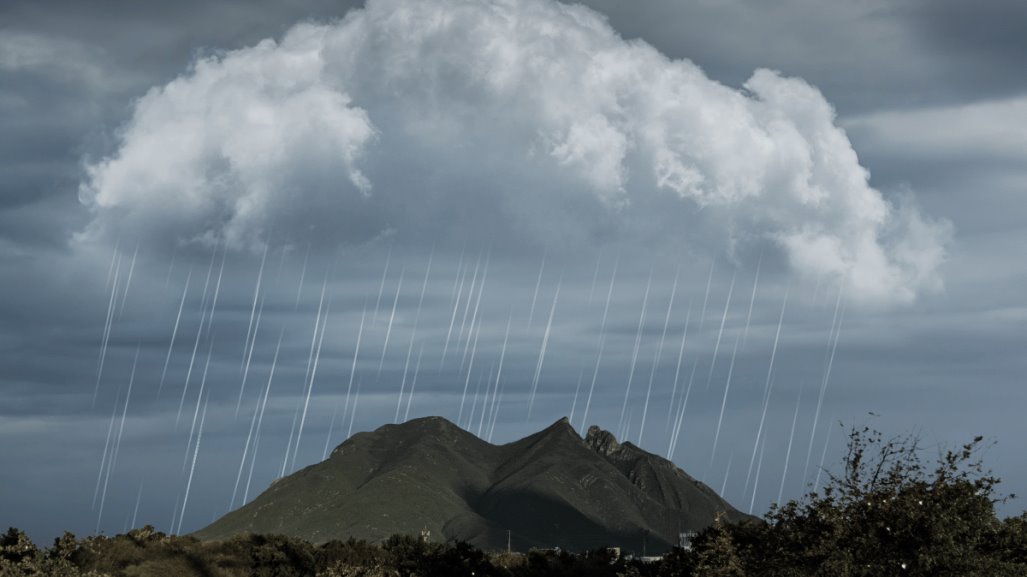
(2, 0), (1026, 543)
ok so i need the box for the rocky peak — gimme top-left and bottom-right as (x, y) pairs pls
(584, 425), (620, 456)
(534, 416), (579, 440)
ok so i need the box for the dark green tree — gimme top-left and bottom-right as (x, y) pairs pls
(747, 424), (1024, 576)
(692, 515), (746, 577)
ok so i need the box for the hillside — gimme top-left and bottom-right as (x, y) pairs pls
(194, 416), (749, 553)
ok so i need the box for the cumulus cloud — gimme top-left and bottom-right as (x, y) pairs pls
(78, 0), (950, 304)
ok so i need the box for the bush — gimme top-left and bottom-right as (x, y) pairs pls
(683, 423), (1027, 577)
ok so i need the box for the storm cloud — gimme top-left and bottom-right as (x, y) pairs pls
(79, 0), (948, 305)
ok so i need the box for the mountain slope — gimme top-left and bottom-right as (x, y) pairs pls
(194, 416), (750, 552)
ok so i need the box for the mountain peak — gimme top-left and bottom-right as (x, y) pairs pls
(544, 415), (576, 434)
(584, 424), (620, 456)
(514, 416), (581, 447)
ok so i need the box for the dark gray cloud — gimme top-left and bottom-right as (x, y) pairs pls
(0, 0), (1025, 547)
(900, 0), (1027, 100)
(574, 0), (1027, 111)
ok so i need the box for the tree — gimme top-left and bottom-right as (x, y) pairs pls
(692, 514), (746, 577)
(657, 546), (695, 577)
(753, 423), (1023, 576)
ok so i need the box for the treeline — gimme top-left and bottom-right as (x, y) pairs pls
(1, 529), (639, 577)
(4, 426), (1027, 577)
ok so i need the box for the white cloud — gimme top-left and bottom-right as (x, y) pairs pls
(843, 96), (1027, 162)
(78, 0), (949, 305)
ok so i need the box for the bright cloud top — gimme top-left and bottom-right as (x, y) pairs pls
(78, 0), (950, 305)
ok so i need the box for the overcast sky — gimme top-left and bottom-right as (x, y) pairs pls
(2, 0), (1026, 543)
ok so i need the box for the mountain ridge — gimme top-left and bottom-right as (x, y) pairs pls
(194, 416), (751, 552)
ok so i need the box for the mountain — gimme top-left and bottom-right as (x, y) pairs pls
(193, 416), (750, 553)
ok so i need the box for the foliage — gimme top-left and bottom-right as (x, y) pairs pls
(692, 514), (746, 577)
(682, 423), (1027, 577)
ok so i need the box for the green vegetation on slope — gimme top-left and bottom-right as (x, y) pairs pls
(194, 417), (748, 552)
